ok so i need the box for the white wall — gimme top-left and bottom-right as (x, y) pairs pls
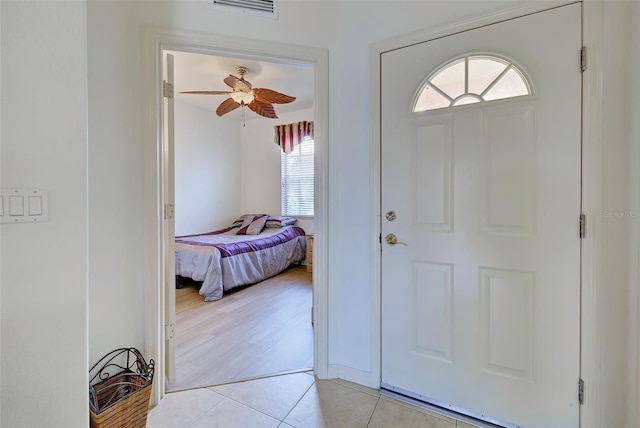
(240, 108), (314, 235)
(174, 99), (241, 235)
(173, 100), (313, 236)
(87, 0), (146, 366)
(1, 1), (88, 427)
(631, 4), (640, 425)
(600, 2), (639, 426)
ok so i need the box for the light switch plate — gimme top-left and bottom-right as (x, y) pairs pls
(0, 189), (49, 223)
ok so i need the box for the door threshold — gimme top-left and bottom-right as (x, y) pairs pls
(380, 384), (520, 428)
(166, 367), (314, 393)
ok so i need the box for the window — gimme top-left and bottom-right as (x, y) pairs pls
(281, 137), (314, 216)
(413, 55), (532, 112)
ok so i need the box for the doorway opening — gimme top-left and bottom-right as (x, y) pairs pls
(143, 29), (329, 403)
(167, 49), (315, 391)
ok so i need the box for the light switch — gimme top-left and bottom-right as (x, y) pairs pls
(9, 196), (25, 216)
(29, 196), (43, 216)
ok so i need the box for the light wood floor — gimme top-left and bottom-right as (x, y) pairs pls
(169, 265), (313, 391)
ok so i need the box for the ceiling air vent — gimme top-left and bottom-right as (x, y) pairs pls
(208, 0), (278, 19)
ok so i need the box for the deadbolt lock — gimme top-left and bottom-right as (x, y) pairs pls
(385, 211), (396, 221)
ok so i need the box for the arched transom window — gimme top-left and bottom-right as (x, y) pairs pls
(413, 55), (532, 112)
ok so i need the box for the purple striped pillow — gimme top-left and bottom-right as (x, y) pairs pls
(236, 214), (269, 235)
(232, 214), (259, 229)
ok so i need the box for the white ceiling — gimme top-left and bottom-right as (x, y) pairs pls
(168, 50), (314, 122)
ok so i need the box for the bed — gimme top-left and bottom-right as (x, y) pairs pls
(174, 215), (307, 301)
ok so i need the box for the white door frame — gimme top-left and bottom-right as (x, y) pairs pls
(142, 28), (330, 405)
(370, 1), (604, 425)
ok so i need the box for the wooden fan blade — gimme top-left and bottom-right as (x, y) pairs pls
(180, 90), (232, 95)
(248, 99), (278, 119)
(223, 75), (240, 89)
(216, 98), (241, 116)
(253, 88), (296, 104)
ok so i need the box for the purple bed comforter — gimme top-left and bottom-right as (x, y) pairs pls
(175, 226), (306, 301)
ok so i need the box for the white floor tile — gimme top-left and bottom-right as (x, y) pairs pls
(149, 374), (494, 428)
(191, 397), (280, 428)
(147, 388), (225, 428)
(283, 379), (378, 428)
(209, 382), (240, 397)
(227, 372), (315, 420)
(368, 398), (455, 428)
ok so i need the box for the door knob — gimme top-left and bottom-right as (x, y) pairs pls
(385, 233), (407, 246)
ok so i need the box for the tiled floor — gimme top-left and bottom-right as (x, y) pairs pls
(147, 372), (483, 428)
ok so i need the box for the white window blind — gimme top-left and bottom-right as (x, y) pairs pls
(281, 138), (314, 216)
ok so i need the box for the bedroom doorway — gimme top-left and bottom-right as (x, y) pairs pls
(159, 40), (326, 391)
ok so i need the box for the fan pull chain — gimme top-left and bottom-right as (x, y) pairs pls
(242, 104), (246, 127)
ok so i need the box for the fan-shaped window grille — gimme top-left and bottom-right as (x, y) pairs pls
(413, 55), (532, 112)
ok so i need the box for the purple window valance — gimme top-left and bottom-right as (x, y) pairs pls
(274, 121), (314, 154)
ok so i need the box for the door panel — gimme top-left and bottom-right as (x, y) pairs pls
(381, 4), (581, 427)
(164, 52), (176, 385)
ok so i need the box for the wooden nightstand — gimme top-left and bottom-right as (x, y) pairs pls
(306, 235), (313, 273)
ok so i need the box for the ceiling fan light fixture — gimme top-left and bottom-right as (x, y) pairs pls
(230, 91), (255, 105)
(183, 65), (294, 119)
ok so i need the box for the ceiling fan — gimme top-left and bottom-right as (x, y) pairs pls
(180, 66), (296, 119)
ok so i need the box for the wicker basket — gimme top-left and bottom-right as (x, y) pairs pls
(89, 348), (155, 428)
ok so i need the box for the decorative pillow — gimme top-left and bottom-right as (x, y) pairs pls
(265, 216), (297, 228)
(236, 214), (269, 235)
(231, 214), (258, 228)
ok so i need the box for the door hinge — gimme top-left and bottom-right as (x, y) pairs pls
(163, 80), (174, 98)
(579, 213), (586, 239)
(164, 203), (175, 220)
(581, 46), (587, 73)
(578, 378), (585, 404)
(165, 323), (175, 340)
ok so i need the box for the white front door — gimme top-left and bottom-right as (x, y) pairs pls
(381, 4), (582, 427)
